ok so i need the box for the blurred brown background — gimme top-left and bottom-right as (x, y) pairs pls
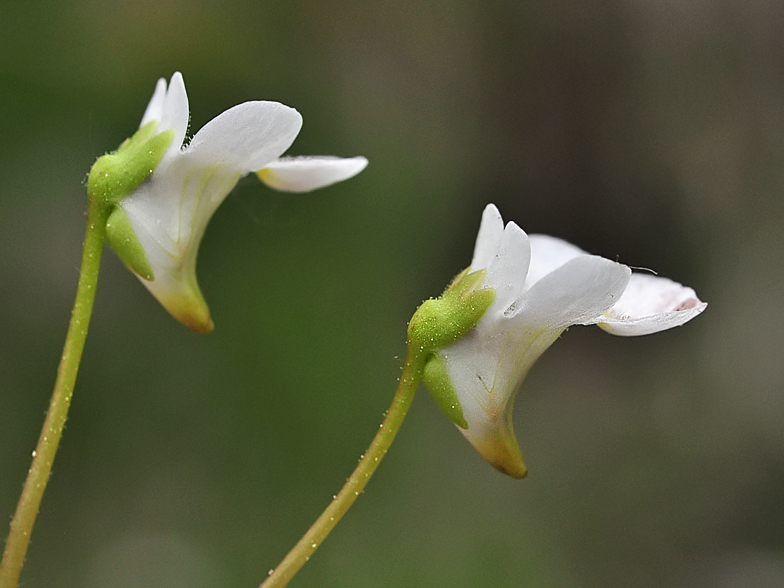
(1, 1), (782, 586)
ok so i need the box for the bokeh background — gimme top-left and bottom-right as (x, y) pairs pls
(2, 1), (783, 587)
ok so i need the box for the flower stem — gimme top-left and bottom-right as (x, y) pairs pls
(259, 351), (424, 588)
(0, 201), (110, 588)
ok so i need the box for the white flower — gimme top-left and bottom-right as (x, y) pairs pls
(425, 204), (707, 478)
(107, 72), (368, 332)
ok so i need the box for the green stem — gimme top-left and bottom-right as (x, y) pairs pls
(0, 201), (110, 588)
(259, 351), (424, 588)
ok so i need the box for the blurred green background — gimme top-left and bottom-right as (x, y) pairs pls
(2, 1), (783, 587)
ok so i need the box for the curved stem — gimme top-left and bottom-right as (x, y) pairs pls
(259, 351), (424, 588)
(0, 201), (110, 588)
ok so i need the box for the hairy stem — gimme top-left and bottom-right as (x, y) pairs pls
(0, 201), (110, 588)
(259, 352), (423, 588)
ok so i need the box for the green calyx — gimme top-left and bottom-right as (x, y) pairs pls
(422, 353), (468, 429)
(408, 268), (495, 428)
(87, 121), (174, 207)
(86, 121), (174, 282)
(408, 268), (494, 356)
(106, 206), (154, 280)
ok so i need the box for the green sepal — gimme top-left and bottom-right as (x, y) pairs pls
(441, 267), (486, 301)
(407, 268), (494, 430)
(87, 122), (174, 206)
(117, 119), (159, 153)
(106, 206), (154, 280)
(422, 353), (469, 429)
(407, 268), (495, 357)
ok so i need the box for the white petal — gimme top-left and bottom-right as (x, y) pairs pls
(525, 234), (587, 289)
(158, 72), (190, 153)
(122, 158), (241, 258)
(185, 101), (303, 173)
(140, 78), (167, 128)
(132, 238), (214, 333)
(457, 397), (527, 478)
(440, 305), (557, 479)
(257, 156), (368, 193)
(484, 221), (530, 314)
(439, 330), (529, 478)
(119, 163), (243, 333)
(590, 273), (708, 336)
(470, 204), (504, 271)
(140, 73), (190, 164)
(451, 255), (629, 453)
(444, 322), (562, 442)
(518, 255), (631, 330)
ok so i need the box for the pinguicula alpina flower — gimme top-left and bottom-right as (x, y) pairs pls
(105, 72), (367, 332)
(421, 204), (707, 478)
